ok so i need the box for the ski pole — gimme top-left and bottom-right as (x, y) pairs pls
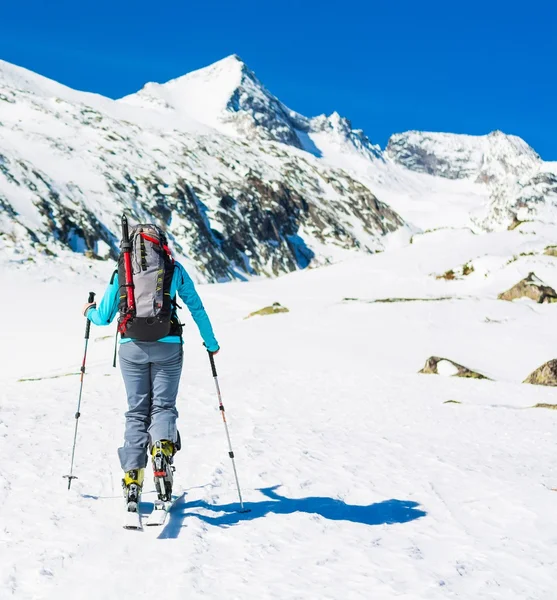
(207, 350), (249, 513)
(64, 291), (95, 490)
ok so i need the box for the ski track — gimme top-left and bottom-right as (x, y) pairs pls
(2, 230), (557, 598)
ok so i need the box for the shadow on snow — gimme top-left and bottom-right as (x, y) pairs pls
(159, 485), (426, 539)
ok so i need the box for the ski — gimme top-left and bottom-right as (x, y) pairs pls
(123, 502), (142, 530)
(144, 493), (184, 527)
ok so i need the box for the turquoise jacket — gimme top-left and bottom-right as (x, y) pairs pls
(86, 261), (219, 352)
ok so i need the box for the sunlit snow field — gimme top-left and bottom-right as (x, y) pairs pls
(2, 227), (557, 599)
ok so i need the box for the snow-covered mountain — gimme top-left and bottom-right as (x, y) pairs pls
(0, 56), (402, 281)
(386, 130), (557, 229)
(0, 54), (556, 281)
(121, 55), (383, 162)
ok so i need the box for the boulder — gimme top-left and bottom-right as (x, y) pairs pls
(419, 356), (489, 379)
(524, 360), (557, 386)
(507, 215), (525, 231)
(498, 272), (557, 303)
(245, 302), (289, 319)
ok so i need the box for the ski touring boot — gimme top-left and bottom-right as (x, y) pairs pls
(145, 440), (177, 527)
(122, 468), (144, 530)
(151, 440), (175, 502)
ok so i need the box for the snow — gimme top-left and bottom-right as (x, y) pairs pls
(119, 55), (246, 134)
(436, 360), (460, 377)
(2, 224), (557, 599)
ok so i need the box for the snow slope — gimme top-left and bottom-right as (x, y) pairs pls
(2, 225), (557, 599)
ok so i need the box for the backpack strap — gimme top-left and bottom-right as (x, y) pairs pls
(139, 232), (175, 263)
(170, 296), (184, 339)
(139, 234), (148, 272)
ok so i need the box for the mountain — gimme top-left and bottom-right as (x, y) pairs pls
(0, 56), (404, 281)
(120, 55), (382, 162)
(0, 55), (556, 281)
(386, 130), (557, 229)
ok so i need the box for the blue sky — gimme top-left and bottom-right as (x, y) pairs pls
(1, 0), (555, 159)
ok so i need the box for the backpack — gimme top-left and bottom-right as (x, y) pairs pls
(116, 223), (181, 341)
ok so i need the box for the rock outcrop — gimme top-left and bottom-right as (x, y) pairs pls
(245, 302), (289, 319)
(498, 272), (557, 303)
(419, 357), (489, 380)
(524, 360), (557, 386)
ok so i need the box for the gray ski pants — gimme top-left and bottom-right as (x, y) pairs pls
(118, 341), (183, 472)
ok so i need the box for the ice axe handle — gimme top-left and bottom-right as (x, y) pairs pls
(85, 291), (96, 339)
(121, 214), (131, 251)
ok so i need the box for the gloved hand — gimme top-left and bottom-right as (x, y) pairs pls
(83, 302), (96, 317)
(204, 342), (220, 355)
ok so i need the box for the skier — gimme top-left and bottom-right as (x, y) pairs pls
(82, 219), (219, 520)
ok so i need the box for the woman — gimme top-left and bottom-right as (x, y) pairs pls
(83, 228), (219, 512)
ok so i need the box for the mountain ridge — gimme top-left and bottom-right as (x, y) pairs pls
(1, 55), (556, 280)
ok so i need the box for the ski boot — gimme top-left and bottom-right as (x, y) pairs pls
(151, 440), (175, 502)
(122, 468), (144, 513)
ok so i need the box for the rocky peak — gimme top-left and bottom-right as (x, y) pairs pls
(386, 130), (541, 182)
(308, 112), (382, 160)
(120, 57), (383, 159)
(386, 131), (485, 180)
(120, 54), (304, 147)
(477, 130), (540, 183)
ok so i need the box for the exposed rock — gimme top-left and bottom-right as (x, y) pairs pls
(436, 269), (456, 281)
(245, 302), (290, 319)
(507, 215), (527, 230)
(524, 360), (557, 386)
(462, 263), (474, 276)
(419, 356), (489, 379)
(544, 246), (557, 257)
(498, 272), (557, 303)
(533, 403), (557, 409)
(435, 262), (474, 281)
(343, 296), (457, 304)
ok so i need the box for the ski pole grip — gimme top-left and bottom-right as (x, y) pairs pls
(208, 350), (218, 377)
(85, 291), (96, 339)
